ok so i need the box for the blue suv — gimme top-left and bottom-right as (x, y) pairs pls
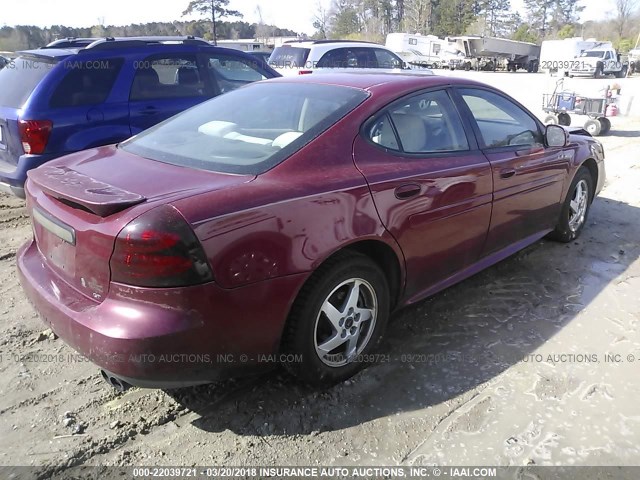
(0, 36), (279, 197)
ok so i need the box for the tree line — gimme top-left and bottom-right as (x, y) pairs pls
(313, 0), (640, 51)
(0, 21), (298, 52)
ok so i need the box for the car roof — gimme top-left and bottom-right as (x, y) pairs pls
(281, 41), (388, 49)
(265, 72), (488, 93)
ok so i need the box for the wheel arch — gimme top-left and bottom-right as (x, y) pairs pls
(277, 237), (406, 353)
(581, 157), (599, 201)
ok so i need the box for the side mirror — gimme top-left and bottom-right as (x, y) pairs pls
(546, 124), (569, 147)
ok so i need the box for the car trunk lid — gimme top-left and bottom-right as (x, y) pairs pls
(26, 146), (255, 301)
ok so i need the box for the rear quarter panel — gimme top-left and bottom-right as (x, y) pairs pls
(171, 118), (405, 292)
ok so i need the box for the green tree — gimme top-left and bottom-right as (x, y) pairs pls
(523, 0), (553, 38)
(182, 0), (243, 44)
(557, 24), (575, 38)
(512, 22), (538, 42)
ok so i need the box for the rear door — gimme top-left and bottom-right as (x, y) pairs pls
(453, 87), (569, 256)
(353, 88), (493, 301)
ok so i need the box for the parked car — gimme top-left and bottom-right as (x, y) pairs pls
(268, 40), (431, 76)
(41, 38), (101, 49)
(0, 36), (278, 197)
(18, 73), (605, 390)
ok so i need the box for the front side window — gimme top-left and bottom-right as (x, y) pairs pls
(50, 58), (123, 108)
(120, 83), (368, 175)
(130, 55), (203, 101)
(459, 88), (542, 148)
(373, 49), (403, 69)
(369, 89), (469, 153)
(206, 55), (267, 93)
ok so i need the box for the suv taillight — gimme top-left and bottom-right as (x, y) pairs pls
(110, 206), (213, 288)
(18, 119), (53, 154)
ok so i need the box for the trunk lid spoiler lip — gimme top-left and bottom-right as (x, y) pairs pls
(27, 165), (146, 217)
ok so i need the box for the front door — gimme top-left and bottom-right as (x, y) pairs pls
(453, 87), (570, 256)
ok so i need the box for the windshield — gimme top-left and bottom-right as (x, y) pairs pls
(0, 56), (58, 108)
(580, 51), (605, 58)
(269, 46), (311, 69)
(120, 82), (368, 175)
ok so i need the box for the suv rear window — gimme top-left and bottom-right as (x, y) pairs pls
(268, 46), (311, 69)
(0, 56), (57, 108)
(50, 58), (124, 108)
(120, 83), (368, 175)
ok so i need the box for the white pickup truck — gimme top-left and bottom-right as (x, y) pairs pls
(569, 47), (629, 78)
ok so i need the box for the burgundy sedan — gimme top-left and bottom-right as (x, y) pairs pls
(17, 73), (605, 390)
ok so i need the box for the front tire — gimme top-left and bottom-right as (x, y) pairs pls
(549, 167), (594, 242)
(282, 252), (390, 386)
(584, 118), (602, 136)
(558, 112), (571, 126)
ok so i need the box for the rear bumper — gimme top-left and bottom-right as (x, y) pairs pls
(17, 240), (307, 388)
(0, 152), (60, 197)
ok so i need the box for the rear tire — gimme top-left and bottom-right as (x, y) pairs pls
(548, 167), (593, 243)
(594, 64), (604, 79)
(544, 114), (559, 125)
(281, 252), (390, 386)
(599, 117), (611, 135)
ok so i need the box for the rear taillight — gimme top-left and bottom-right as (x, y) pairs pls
(298, 70), (313, 75)
(110, 206), (213, 288)
(18, 119), (53, 155)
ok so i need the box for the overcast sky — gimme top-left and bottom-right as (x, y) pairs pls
(0, 0), (615, 36)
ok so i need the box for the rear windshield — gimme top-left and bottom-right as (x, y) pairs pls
(268, 46), (311, 69)
(120, 82), (368, 175)
(0, 56), (58, 108)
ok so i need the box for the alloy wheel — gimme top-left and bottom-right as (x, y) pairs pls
(568, 179), (589, 232)
(313, 278), (378, 367)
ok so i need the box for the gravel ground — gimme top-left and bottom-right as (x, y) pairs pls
(0, 74), (639, 476)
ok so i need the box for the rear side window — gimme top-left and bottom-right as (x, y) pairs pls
(318, 48), (377, 69)
(50, 58), (123, 108)
(0, 57), (57, 108)
(370, 90), (469, 153)
(268, 46), (311, 69)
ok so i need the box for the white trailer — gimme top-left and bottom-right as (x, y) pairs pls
(539, 37), (613, 76)
(215, 39), (267, 51)
(385, 33), (449, 67)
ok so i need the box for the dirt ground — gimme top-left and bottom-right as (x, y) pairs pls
(0, 75), (639, 477)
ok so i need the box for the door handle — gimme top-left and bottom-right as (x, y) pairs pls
(139, 107), (158, 116)
(500, 169), (517, 179)
(394, 183), (421, 200)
